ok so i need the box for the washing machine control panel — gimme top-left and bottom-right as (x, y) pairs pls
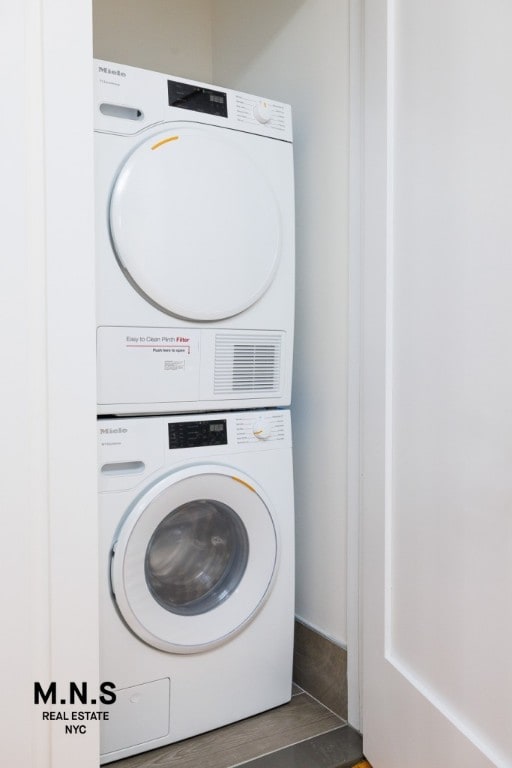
(168, 418), (228, 449)
(98, 411), (291, 494)
(252, 417), (272, 439)
(234, 411), (287, 445)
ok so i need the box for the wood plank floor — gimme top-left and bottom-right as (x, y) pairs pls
(110, 688), (348, 768)
(238, 726), (364, 768)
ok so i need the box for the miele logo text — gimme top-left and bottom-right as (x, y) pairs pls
(98, 66), (126, 77)
(100, 428), (128, 435)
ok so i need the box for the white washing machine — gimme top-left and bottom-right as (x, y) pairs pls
(98, 409), (294, 763)
(95, 60), (295, 416)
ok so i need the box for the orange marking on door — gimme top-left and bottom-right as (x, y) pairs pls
(151, 135), (180, 150)
(231, 476), (256, 493)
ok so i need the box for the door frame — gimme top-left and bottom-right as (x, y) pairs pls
(2, 2), (98, 766)
(347, 0), (364, 731)
(359, 0), (392, 743)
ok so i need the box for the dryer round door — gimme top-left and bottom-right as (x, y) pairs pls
(111, 465), (278, 653)
(109, 123), (281, 321)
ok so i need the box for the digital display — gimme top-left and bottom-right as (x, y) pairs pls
(168, 80), (228, 118)
(169, 419), (228, 449)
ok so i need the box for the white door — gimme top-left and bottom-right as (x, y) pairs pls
(109, 123), (281, 321)
(111, 465), (278, 653)
(361, 1), (512, 766)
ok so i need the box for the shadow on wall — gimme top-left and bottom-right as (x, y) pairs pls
(212, 0), (310, 74)
(92, 0), (310, 83)
(92, 0), (215, 81)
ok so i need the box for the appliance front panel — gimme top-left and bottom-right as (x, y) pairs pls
(95, 62), (295, 414)
(96, 326), (287, 413)
(98, 411), (294, 762)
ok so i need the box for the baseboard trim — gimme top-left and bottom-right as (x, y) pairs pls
(293, 618), (348, 720)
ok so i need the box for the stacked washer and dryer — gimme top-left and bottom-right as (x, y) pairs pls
(94, 60), (296, 763)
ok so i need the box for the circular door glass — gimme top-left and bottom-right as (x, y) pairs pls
(109, 124), (281, 321)
(145, 499), (249, 616)
(111, 467), (278, 653)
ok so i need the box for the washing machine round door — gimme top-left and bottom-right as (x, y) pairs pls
(109, 123), (281, 321)
(111, 465), (278, 653)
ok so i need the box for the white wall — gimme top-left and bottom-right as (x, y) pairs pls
(93, 0), (213, 81)
(213, 0), (350, 646)
(44, 0), (99, 763)
(92, 0), (350, 647)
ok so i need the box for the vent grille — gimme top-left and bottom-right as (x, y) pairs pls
(214, 334), (282, 396)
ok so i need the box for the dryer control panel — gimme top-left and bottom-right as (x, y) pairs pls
(168, 80), (228, 117)
(94, 59), (293, 142)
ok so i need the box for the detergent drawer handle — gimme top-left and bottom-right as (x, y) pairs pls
(99, 103), (143, 121)
(101, 461), (145, 476)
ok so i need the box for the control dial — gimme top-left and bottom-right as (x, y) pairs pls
(253, 100), (271, 124)
(252, 418), (272, 440)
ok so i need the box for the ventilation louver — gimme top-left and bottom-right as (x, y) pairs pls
(214, 334), (282, 397)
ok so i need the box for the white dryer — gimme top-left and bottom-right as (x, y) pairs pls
(94, 60), (295, 415)
(98, 409), (294, 763)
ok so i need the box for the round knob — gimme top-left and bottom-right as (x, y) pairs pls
(253, 100), (271, 124)
(252, 418), (272, 440)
